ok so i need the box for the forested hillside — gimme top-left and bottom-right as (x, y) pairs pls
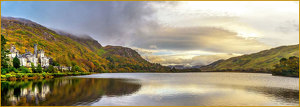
(1, 17), (168, 72)
(201, 44), (299, 72)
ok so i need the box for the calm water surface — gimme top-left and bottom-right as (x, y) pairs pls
(1, 72), (299, 106)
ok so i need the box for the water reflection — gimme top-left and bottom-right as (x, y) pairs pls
(241, 86), (298, 104)
(1, 73), (299, 106)
(82, 73), (299, 106)
(1, 78), (141, 106)
(209, 84), (299, 105)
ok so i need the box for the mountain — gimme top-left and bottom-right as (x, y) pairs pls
(55, 30), (103, 51)
(103, 45), (145, 62)
(201, 44), (299, 72)
(167, 65), (203, 69)
(102, 45), (166, 72)
(1, 16), (168, 72)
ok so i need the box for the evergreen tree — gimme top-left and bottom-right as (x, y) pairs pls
(37, 64), (43, 73)
(1, 35), (10, 69)
(47, 65), (55, 73)
(74, 65), (82, 72)
(31, 63), (36, 73)
(13, 55), (20, 69)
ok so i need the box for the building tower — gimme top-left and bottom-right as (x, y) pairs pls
(34, 44), (38, 57)
(40, 50), (45, 57)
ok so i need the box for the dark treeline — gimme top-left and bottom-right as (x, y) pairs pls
(272, 56), (299, 77)
(170, 68), (202, 72)
(203, 68), (272, 73)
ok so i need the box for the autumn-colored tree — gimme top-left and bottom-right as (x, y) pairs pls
(272, 56), (299, 77)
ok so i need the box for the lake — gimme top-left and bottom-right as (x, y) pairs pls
(1, 72), (299, 106)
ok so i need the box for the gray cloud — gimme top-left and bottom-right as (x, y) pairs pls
(2, 1), (297, 66)
(132, 27), (270, 54)
(58, 1), (159, 46)
(4, 1), (172, 46)
(2, 1), (291, 54)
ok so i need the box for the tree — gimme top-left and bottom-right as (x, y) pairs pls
(106, 56), (114, 62)
(74, 65), (82, 72)
(71, 61), (77, 66)
(53, 61), (60, 66)
(1, 68), (7, 75)
(9, 66), (17, 73)
(1, 35), (10, 69)
(31, 63), (36, 73)
(46, 65), (55, 73)
(170, 67), (177, 72)
(272, 56), (299, 77)
(13, 56), (20, 69)
(37, 64), (43, 73)
(71, 65), (82, 72)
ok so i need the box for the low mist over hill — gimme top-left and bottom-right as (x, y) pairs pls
(1, 17), (168, 72)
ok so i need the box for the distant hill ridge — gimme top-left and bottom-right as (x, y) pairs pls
(201, 44), (299, 72)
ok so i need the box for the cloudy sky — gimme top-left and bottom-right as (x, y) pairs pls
(2, 1), (299, 66)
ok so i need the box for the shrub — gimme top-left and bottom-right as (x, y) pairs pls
(5, 74), (11, 78)
(9, 67), (18, 73)
(1, 75), (7, 79)
(8, 75), (17, 80)
(36, 64), (43, 73)
(81, 72), (91, 75)
(1, 68), (7, 75)
(53, 73), (67, 77)
(23, 74), (28, 79)
(18, 66), (31, 73)
(31, 63), (36, 73)
(16, 73), (25, 78)
(27, 73), (36, 77)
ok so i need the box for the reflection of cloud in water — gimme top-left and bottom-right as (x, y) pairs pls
(138, 84), (210, 95)
(93, 82), (298, 106)
(89, 73), (298, 106)
(2, 73), (298, 106)
(80, 73), (299, 90)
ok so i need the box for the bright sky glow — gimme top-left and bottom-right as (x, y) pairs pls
(2, 1), (299, 66)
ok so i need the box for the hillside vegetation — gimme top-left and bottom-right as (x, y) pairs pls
(1, 17), (168, 73)
(201, 44), (299, 72)
(272, 56), (299, 77)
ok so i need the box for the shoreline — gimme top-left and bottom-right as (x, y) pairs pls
(95, 71), (299, 78)
(2, 71), (298, 81)
(1, 72), (94, 81)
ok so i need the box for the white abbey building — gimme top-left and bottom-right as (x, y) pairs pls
(8, 44), (50, 67)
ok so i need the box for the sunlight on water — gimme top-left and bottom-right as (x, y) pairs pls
(1, 72), (299, 106)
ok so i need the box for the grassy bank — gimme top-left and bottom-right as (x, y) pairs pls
(1, 72), (92, 81)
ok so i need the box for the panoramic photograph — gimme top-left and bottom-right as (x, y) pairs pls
(0, 1), (299, 106)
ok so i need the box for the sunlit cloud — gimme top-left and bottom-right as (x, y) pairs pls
(2, 1), (298, 66)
